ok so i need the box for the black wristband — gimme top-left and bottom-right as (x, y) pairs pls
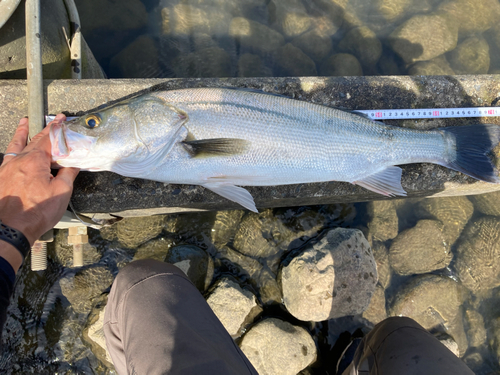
(0, 220), (31, 262)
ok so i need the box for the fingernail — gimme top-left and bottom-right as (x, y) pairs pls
(19, 117), (28, 125)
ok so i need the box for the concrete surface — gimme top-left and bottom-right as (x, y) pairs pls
(1, 76), (500, 216)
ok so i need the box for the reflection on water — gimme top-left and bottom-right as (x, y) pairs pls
(3, 0), (500, 373)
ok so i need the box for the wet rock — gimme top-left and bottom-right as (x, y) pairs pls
(172, 46), (232, 77)
(164, 245), (214, 292)
(438, 336), (460, 357)
(281, 228), (377, 321)
(362, 285), (387, 326)
(53, 229), (103, 267)
(237, 53), (272, 77)
(240, 318), (316, 375)
(110, 35), (159, 78)
(468, 191), (500, 216)
(133, 237), (175, 262)
(438, 0), (500, 38)
(389, 13), (458, 64)
(291, 29), (333, 63)
(389, 220), (452, 276)
(274, 43), (317, 77)
(408, 56), (455, 75)
(233, 212), (280, 259)
(164, 4), (230, 36)
(268, 0), (312, 37)
(229, 17), (285, 55)
(210, 210), (245, 248)
(465, 309), (487, 348)
(447, 36), (490, 74)
(116, 215), (164, 249)
(389, 274), (468, 356)
(319, 53), (363, 76)
(60, 266), (114, 314)
(455, 216), (500, 292)
(372, 242), (391, 289)
(206, 278), (262, 338)
(415, 196), (473, 246)
(338, 26), (382, 67)
(374, 0), (413, 22)
(366, 200), (399, 244)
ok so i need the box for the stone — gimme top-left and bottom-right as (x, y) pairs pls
(281, 228), (377, 321)
(389, 220), (452, 276)
(338, 26), (382, 67)
(362, 284), (387, 326)
(60, 266), (114, 314)
(408, 55), (455, 75)
(366, 200), (399, 244)
(415, 196), (473, 246)
(229, 17), (285, 55)
(206, 278), (262, 337)
(237, 53), (272, 77)
(438, 336), (460, 357)
(389, 13), (458, 64)
(116, 215), (164, 248)
(447, 36), (490, 74)
(274, 43), (317, 77)
(233, 212), (280, 259)
(372, 241), (391, 289)
(320, 54), (363, 76)
(164, 245), (214, 292)
(110, 35), (159, 78)
(389, 274), (468, 356)
(465, 309), (487, 348)
(291, 29), (333, 63)
(210, 210), (246, 247)
(438, 0), (500, 38)
(172, 47), (232, 78)
(468, 191), (500, 216)
(268, 0), (312, 37)
(240, 318), (316, 375)
(133, 237), (175, 261)
(374, 0), (413, 22)
(455, 216), (500, 292)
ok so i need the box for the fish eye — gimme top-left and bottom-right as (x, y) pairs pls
(85, 114), (101, 129)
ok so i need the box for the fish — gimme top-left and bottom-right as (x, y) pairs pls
(50, 88), (500, 212)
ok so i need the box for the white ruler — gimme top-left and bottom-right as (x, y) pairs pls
(45, 106), (500, 123)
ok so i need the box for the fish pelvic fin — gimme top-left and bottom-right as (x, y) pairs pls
(353, 166), (407, 196)
(203, 182), (258, 212)
(441, 124), (500, 183)
(183, 138), (249, 158)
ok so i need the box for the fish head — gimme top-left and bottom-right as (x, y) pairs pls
(50, 95), (187, 171)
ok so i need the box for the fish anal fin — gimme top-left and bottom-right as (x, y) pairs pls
(353, 166), (407, 197)
(203, 182), (258, 212)
(183, 138), (249, 158)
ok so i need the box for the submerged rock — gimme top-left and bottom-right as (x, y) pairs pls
(468, 191), (500, 216)
(389, 220), (452, 276)
(291, 29), (333, 63)
(268, 0), (312, 37)
(210, 210), (246, 248)
(366, 200), (399, 244)
(274, 43), (317, 77)
(338, 26), (382, 67)
(374, 0), (413, 22)
(206, 278), (262, 338)
(281, 228), (377, 321)
(116, 215), (164, 249)
(455, 216), (500, 291)
(408, 56), (455, 75)
(240, 318), (316, 375)
(110, 35), (159, 78)
(320, 54), (363, 76)
(372, 241), (392, 289)
(465, 309), (487, 348)
(447, 36), (490, 74)
(133, 237), (175, 262)
(237, 53), (272, 77)
(438, 0), (500, 37)
(389, 274), (468, 356)
(362, 284), (387, 326)
(229, 17), (285, 55)
(172, 47), (232, 77)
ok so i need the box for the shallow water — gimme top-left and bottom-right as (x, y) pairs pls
(3, 0), (500, 373)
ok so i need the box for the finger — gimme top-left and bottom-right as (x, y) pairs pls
(3, 118), (29, 165)
(27, 114), (66, 149)
(52, 167), (80, 194)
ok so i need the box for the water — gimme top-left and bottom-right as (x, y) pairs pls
(3, 0), (500, 373)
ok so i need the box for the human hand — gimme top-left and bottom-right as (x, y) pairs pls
(0, 115), (80, 245)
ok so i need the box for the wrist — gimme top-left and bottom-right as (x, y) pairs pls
(0, 240), (24, 274)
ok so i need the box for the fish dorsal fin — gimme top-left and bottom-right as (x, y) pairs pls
(203, 182), (258, 212)
(353, 166), (407, 196)
(183, 138), (249, 157)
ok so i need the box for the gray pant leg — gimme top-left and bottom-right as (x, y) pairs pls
(103, 259), (257, 375)
(342, 317), (474, 375)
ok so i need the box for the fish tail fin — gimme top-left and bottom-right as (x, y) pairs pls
(442, 124), (500, 183)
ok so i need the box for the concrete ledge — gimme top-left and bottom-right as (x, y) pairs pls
(1, 76), (500, 217)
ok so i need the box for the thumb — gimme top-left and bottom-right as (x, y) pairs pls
(52, 167), (80, 193)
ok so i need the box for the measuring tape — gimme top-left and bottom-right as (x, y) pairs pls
(46, 106), (500, 123)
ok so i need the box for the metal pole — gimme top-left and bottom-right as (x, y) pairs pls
(63, 0), (81, 79)
(25, 0), (44, 138)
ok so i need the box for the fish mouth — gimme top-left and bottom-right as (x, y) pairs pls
(50, 122), (69, 158)
(49, 122), (97, 167)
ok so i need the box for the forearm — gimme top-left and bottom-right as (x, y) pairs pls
(0, 248), (16, 344)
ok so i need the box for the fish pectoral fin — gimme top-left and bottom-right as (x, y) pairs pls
(183, 138), (249, 158)
(203, 182), (258, 213)
(353, 166), (407, 197)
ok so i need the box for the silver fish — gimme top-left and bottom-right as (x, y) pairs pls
(50, 88), (500, 212)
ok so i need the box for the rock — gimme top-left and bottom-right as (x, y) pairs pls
(438, 336), (460, 357)
(206, 278), (262, 337)
(389, 274), (468, 356)
(389, 220), (452, 276)
(164, 245), (214, 292)
(172, 47), (232, 77)
(447, 36), (490, 74)
(233, 212), (280, 259)
(408, 55), (455, 75)
(268, 0), (312, 37)
(415, 196), (473, 246)
(229, 17), (285, 55)
(372, 241), (391, 289)
(133, 237), (175, 261)
(338, 26), (382, 67)
(237, 53), (272, 77)
(60, 267), (114, 314)
(374, 0), (413, 22)
(438, 0), (500, 37)
(274, 43), (317, 77)
(240, 318), (316, 375)
(110, 35), (159, 78)
(165, 3), (230, 36)
(319, 53), (363, 76)
(389, 13), (458, 64)
(468, 191), (500, 216)
(291, 29), (333, 63)
(281, 228), (377, 321)
(116, 215), (164, 248)
(210, 210), (245, 247)
(366, 200), (399, 244)
(53, 229), (103, 267)
(465, 309), (487, 348)
(455, 216), (500, 291)
(362, 284), (387, 325)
